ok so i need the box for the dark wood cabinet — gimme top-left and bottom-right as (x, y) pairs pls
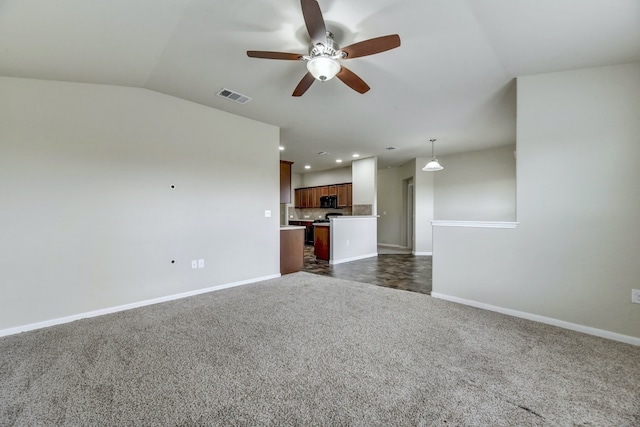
(295, 189), (302, 208)
(289, 220), (314, 244)
(311, 187), (321, 208)
(314, 225), (330, 261)
(280, 228), (304, 274)
(294, 183), (352, 208)
(280, 161), (293, 204)
(337, 184), (352, 207)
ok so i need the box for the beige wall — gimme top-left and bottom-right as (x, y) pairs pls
(433, 62), (640, 341)
(352, 157), (377, 214)
(0, 77), (280, 331)
(434, 145), (516, 221)
(299, 167), (351, 188)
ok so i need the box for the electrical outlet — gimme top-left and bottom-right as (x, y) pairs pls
(191, 260), (198, 269)
(632, 289), (640, 304)
(198, 259), (205, 269)
(264, 210), (271, 218)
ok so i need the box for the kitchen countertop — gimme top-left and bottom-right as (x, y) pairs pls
(280, 225), (306, 230)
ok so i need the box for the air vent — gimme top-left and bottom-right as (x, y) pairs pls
(317, 151), (330, 156)
(216, 88), (252, 104)
(385, 146), (397, 151)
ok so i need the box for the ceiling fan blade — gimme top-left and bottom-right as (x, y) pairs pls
(341, 34), (401, 59)
(336, 66), (370, 94)
(292, 72), (316, 97)
(301, 0), (327, 46)
(247, 51), (304, 60)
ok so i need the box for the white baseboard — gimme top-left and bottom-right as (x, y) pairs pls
(0, 274), (281, 338)
(412, 251), (432, 256)
(431, 292), (640, 347)
(330, 253), (378, 265)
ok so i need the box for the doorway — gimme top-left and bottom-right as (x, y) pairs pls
(403, 179), (414, 251)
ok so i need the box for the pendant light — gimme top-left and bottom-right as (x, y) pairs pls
(422, 139), (444, 171)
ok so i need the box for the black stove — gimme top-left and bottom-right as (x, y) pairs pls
(313, 213), (343, 223)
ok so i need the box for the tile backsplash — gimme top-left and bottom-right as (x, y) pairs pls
(288, 206), (353, 220)
(352, 204), (373, 216)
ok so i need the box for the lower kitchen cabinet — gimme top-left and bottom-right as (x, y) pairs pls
(314, 225), (330, 261)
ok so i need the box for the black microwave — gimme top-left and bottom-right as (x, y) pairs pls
(320, 195), (338, 209)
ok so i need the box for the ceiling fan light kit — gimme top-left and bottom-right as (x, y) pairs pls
(307, 56), (340, 81)
(247, 0), (400, 96)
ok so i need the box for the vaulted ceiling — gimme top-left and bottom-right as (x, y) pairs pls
(1, 0), (639, 173)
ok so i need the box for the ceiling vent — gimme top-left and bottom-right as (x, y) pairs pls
(216, 88), (252, 104)
(385, 146), (397, 150)
(317, 151), (330, 156)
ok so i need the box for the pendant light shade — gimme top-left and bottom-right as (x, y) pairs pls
(422, 139), (444, 171)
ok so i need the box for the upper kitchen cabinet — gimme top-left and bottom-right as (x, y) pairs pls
(337, 183), (352, 207)
(295, 183), (352, 208)
(280, 161), (293, 204)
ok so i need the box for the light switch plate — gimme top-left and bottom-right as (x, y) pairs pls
(198, 259), (205, 269)
(191, 260), (198, 269)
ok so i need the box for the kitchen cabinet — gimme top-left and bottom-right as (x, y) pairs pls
(311, 187), (322, 208)
(294, 188), (310, 208)
(295, 189), (302, 208)
(314, 224), (330, 261)
(280, 161), (293, 204)
(280, 226), (304, 274)
(294, 183), (352, 208)
(289, 220), (314, 244)
(337, 183), (352, 207)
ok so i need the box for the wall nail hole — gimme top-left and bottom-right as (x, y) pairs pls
(171, 260), (175, 264)
(170, 185), (175, 189)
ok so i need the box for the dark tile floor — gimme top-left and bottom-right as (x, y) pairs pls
(302, 245), (432, 294)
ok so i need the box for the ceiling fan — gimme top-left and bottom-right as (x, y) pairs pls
(247, 0), (400, 96)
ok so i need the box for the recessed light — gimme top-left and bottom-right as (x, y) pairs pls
(336, 159), (343, 163)
(304, 165), (311, 169)
(279, 146), (285, 151)
(352, 154), (360, 158)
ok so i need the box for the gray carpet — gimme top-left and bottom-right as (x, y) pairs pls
(1, 272), (639, 426)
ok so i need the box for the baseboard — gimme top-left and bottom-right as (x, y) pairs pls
(330, 253), (378, 265)
(0, 274), (281, 338)
(431, 292), (640, 347)
(377, 244), (408, 249)
(412, 251), (433, 256)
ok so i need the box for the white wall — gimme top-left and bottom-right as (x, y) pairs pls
(299, 167), (351, 188)
(413, 157), (434, 255)
(352, 157), (377, 213)
(433, 62), (640, 341)
(330, 217), (377, 264)
(434, 145), (516, 221)
(0, 77), (281, 331)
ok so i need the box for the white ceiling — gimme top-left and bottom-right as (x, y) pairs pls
(1, 0), (639, 173)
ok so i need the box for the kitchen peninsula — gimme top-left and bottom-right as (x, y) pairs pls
(314, 216), (377, 265)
